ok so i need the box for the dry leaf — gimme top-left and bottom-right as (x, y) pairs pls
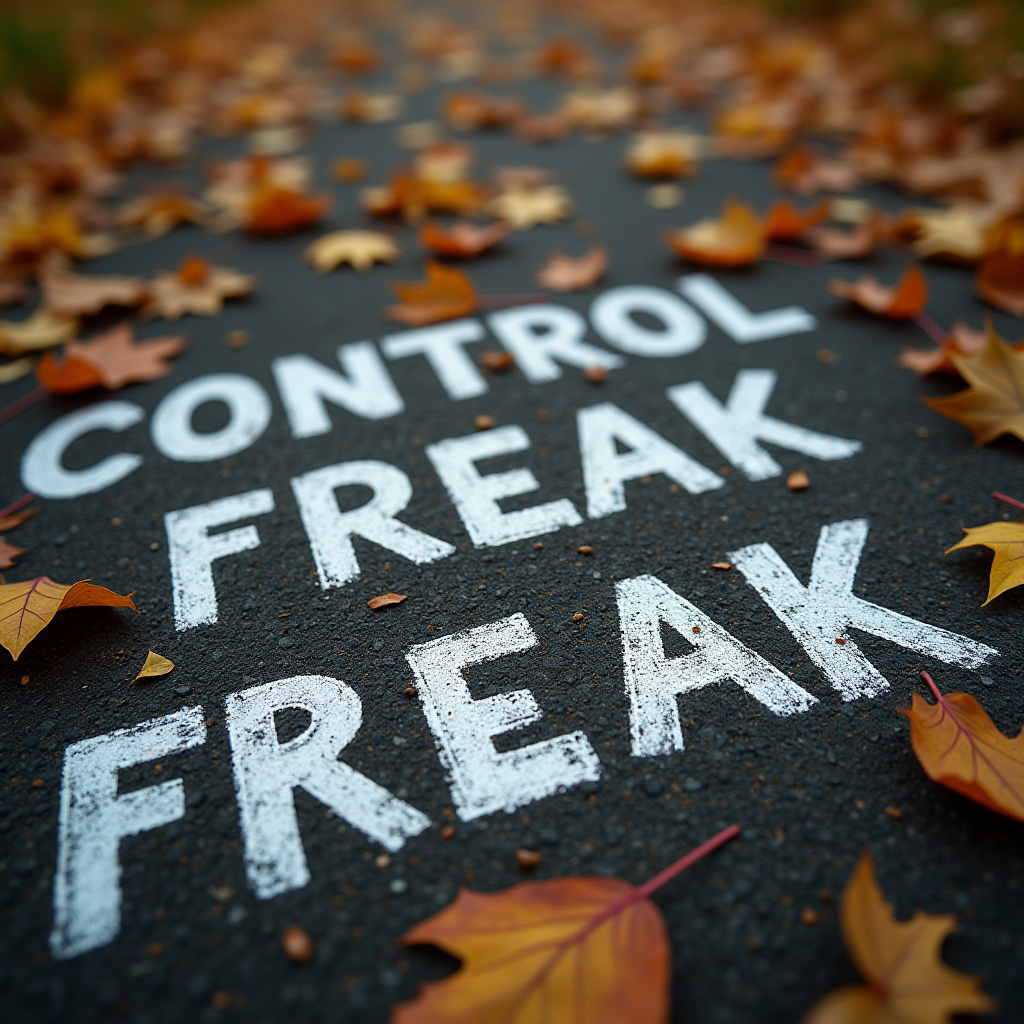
(488, 186), (573, 230)
(946, 521), (1024, 605)
(392, 827), (737, 1024)
(976, 252), (1024, 317)
(803, 850), (995, 1024)
(897, 322), (1024, 375)
(828, 264), (928, 319)
(899, 672), (1024, 821)
(387, 261), (477, 327)
(37, 323), (186, 393)
(143, 257), (255, 320)
(774, 147), (859, 196)
(40, 257), (149, 318)
(0, 538), (27, 570)
(306, 231), (399, 273)
(537, 245), (608, 291)
(807, 212), (885, 261)
(665, 200), (765, 267)
(118, 192), (205, 238)
(246, 185), (331, 236)
(626, 131), (700, 179)
(764, 199), (828, 243)
(923, 325), (1024, 445)
(367, 592), (407, 610)
(0, 357), (33, 385)
(0, 577), (136, 661)
(907, 207), (990, 263)
(333, 158), (367, 183)
(0, 508), (39, 533)
(419, 221), (509, 258)
(0, 310), (78, 356)
(134, 650), (175, 682)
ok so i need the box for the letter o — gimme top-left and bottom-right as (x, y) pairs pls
(151, 374), (271, 462)
(590, 286), (706, 357)
(21, 402), (145, 499)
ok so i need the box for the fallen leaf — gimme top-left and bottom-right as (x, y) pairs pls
(0, 357), (34, 385)
(40, 257), (149, 318)
(711, 561), (734, 571)
(0, 310), (78, 357)
(0, 508), (39, 533)
(626, 131), (700, 179)
(897, 322), (1024, 375)
(946, 521), (1024, 605)
(803, 850), (995, 1024)
(333, 158), (367, 183)
(764, 199), (828, 243)
(0, 539), (27, 570)
(386, 261), (477, 327)
(367, 592), (407, 610)
(37, 324), (187, 393)
(488, 186), (573, 230)
(0, 577), (136, 661)
(923, 325), (1024, 445)
(246, 185), (331, 236)
(306, 231), (399, 273)
(900, 671), (1024, 822)
(419, 221), (509, 258)
(665, 200), (765, 267)
(828, 264), (928, 319)
(807, 211), (886, 261)
(392, 826), (737, 1024)
(774, 148), (859, 196)
(118, 192), (206, 238)
(134, 650), (175, 682)
(142, 257), (255, 320)
(904, 207), (990, 263)
(976, 252), (1024, 317)
(537, 244), (608, 291)
(474, 415), (496, 430)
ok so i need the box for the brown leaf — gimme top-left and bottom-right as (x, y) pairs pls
(306, 231), (399, 273)
(665, 200), (765, 267)
(0, 538), (27, 570)
(386, 261), (477, 327)
(419, 220), (509, 258)
(246, 185), (331, 236)
(142, 257), (255, 320)
(897, 321), (1024, 376)
(37, 323), (187, 393)
(626, 131), (700, 179)
(828, 264), (928, 319)
(774, 147), (859, 196)
(367, 592), (408, 610)
(537, 244), (608, 292)
(0, 310), (79, 357)
(488, 186), (573, 230)
(40, 257), (149, 318)
(976, 252), (1024, 317)
(764, 199), (828, 243)
(807, 211), (886, 261)
(0, 508), (39, 533)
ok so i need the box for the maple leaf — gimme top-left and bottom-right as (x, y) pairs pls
(900, 671), (1024, 822)
(898, 322), (1024, 376)
(976, 252), (1024, 317)
(803, 850), (995, 1024)
(142, 257), (255, 321)
(0, 577), (136, 661)
(0, 310), (78, 356)
(40, 257), (150, 318)
(946, 520), (1024, 605)
(665, 200), (765, 267)
(386, 261), (478, 327)
(392, 826), (738, 1024)
(307, 231), (400, 272)
(905, 207), (990, 263)
(134, 650), (175, 681)
(419, 221), (509, 259)
(828, 264), (928, 319)
(625, 131), (700, 179)
(537, 245), (608, 291)
(764, 199), (828, 243)
(37, 323), (187, 393)
(923, 326), (1024, 445)
(488, 186), (573, 230)
(245, 185), (331, 236)
(0, 538), (27, 570)
(118, 192), (206, 238)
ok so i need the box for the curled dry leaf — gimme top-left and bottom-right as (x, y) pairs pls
(134, 650), (175, 682)
(947, 521), (1024, 606)
(923, 326), (1024, 445)
(143, 257), (255, 320)
(764, 199), (828, 243)
(488, 186), (573, 230)
(537, 244), (608, 292)
(625, 131), (700, 179)
(803, 850), (995, 1024)
(665, 199), (765, 267)
(37, 323), (187, 393)
(0, 539), (27, 570)
(807, 211), (886, 261)
(0, 577), (136, 661)
(976, 252), (1024, 317)
(0, 310), (78, 357)
(306, 231), (399, 273)
(897, 322), (1024, 376)
(367, 592), (407, 610)
(246, 185), (331, 236)
(419, 220), (509, 258)
(387, 261), (477, 327)
(0, 508), (39, 533)
(900, 672), (1024, 822)
(828, 264), (928, 319)
(392, 827), (737, 1024)
(40, 258), (149, 318)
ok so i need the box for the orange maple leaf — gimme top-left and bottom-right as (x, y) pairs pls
(36, 323), (187, 393)
(419, 220), (510, 258)
(828, 264), (928, 319)
(976, 251), (1024, 317)
(898, 671), (1024, 821)
(246, 185), (331, 236)
(665, 200), (765, 267)
(387, 261), (478, 327)
(764, 198), (828, 243)
(0, 577), (136, 661)
(392, 826), (737, 1024)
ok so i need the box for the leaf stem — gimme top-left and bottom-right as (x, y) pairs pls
(635, 824), (741, 900)
(477, 293), (548, 310)
(765, 243), (818, 269)
(912, 311), (947, 346)
(0, 385), (49, 428)
(992, 491), (1024, 512)
(0, 493), (35, 520)
(920, 669), (944, 704)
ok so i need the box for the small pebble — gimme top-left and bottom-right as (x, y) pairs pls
(787, 470), (810, 491)
(516, 849), (542, 869)
(577, 545), (593, 555)
(440, 825), (455, 839)
(474, 415), (497, 430)
(389, 878), (409, 895)
(646, 183), (683, 209)
(282, 925), (314, 964)
(479, 351), (515, 372)
(403, 685), (418, 698)
(375, 853), (391, 868)
(225, 330), (249, 349)
(583, 365), (608, 384)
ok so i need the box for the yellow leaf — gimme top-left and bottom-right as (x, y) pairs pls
(947, 520), (1024, 604)
(134, 650), (175, 681)
(0, 310), (78, 356)
(305, 231), (399, 273)
(803, 851), (995, 1024)
(488, 186), (573, 230)
(898, 671), (1024, 823)
(0, 577), (136, 661)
